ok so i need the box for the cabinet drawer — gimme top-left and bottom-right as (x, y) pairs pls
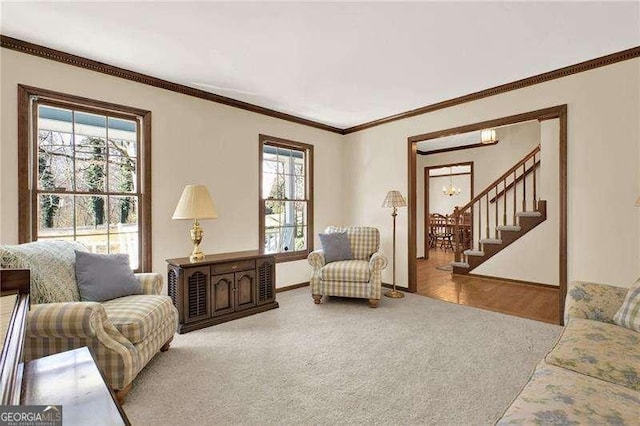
(211, 259), (255, 275)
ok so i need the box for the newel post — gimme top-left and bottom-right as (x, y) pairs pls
(453, 206), (461, 262)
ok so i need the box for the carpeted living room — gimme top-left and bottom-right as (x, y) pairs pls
(1, 2), (639, 425)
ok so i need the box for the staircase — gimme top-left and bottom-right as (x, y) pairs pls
(451, 145), (546, 275)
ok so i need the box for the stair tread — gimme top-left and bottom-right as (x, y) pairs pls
(479, 238), (502, 245)
(497, 225), (521, 231)
(463, 250), (485, 257)
(451, 262), (469, 268)
(516, 211), (543, 217)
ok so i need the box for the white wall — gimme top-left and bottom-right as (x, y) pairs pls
(2, 49), (639, 292)
(473, 120), (560, 285)
(416, 121), (540, 258)
(344, 58), (640, 289)
(0, 49), (344, 290)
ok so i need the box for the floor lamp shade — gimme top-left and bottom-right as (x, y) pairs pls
(172, 185), (218, 262)
(382, 190), (407, 208)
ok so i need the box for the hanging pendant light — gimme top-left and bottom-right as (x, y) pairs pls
(442, 167), (462, 197)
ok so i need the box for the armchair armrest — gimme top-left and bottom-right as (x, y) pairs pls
(135, 272), (163, 295)
(565, 281), (628, 324)
(308, 250), (326, 270)
(25, 302), (136, 390)
(27, 302), (111, 338)
(369, 252), (388, 271)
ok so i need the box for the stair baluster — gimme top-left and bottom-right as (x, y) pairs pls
(495, 186), (499, 239)
(453, 206), (460, 263)
(503, 177), (507, 226)
(485, 195), (490, 239)
(522, 162), (527, 212)
(533, 152), (537, 209)
(478, 196), (482, 251)
(512, 169), (517, 224)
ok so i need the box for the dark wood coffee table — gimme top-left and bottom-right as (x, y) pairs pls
(21, 347), (130, 425)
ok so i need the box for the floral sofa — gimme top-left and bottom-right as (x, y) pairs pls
(497, 281), (640, 424)
(0, 240), (178, 403)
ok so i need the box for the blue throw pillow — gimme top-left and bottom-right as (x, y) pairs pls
(75, 251), (142, 302)
(319, 232), (353, 263)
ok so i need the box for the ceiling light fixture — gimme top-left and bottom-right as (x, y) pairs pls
(481, 129), (497, 144)
(442, 168), (462, 197)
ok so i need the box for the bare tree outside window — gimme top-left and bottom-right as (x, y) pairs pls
(35, 104), (142, 269)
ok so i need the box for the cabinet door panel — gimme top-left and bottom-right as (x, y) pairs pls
(184, 267), (210, 323)
(211, 273), (235, 316)
(235, 270), (256, 311)
(256, 257), (276, 306)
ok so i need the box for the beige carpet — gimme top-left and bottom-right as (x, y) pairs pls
(124, 288), (561, 425)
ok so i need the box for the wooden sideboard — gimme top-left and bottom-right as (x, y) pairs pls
(167, 250), (278, 334)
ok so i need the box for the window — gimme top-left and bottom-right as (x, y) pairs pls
(18, 86), (152, 271)
(259, 134), (313, 262)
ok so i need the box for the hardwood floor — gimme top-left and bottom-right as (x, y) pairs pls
(416, 249), (560, 324)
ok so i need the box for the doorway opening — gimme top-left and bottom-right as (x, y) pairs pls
(423, 162), (473, 267)
(407, 105), (568, 324)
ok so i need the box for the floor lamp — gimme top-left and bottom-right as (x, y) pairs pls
(382, 190), (407, 298)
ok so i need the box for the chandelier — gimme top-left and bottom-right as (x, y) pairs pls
(442, 168), (462, 196)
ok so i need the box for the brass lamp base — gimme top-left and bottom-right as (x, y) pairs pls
(384, 289), (405, 298)
(189, 250), (204, 263)
(189, 220), (205, 263)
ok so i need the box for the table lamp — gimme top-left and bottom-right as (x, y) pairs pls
(172, 185), (218, 262)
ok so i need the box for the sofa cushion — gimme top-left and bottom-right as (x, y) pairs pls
(497, 362), (640, 425)
(320, 260), (370, 283)
(614, 278), (640, 332)
(0, 240), (87, 304)
(102, 295), (176, 344)
(325, 226), (379, 260)
(545, 318), (640, 391)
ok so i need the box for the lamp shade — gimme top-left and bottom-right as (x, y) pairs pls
(382, 190), (407, 208)
(172, 185), (218, 220)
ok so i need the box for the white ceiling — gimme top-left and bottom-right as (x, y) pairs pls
(1, 2), (639, 129)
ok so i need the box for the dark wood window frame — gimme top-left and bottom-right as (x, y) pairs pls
(258, 134), (314, 263)
(17, 85), (152, 272)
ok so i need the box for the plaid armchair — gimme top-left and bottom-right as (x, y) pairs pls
(308, 226), (388, 308)
(0, 240), (178, 403)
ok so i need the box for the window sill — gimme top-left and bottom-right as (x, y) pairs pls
(272, 251), (310, 263)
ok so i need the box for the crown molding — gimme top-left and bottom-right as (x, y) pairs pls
(0, 35), (343, 135)
(2, 34), (639, 136)
(343, 45), (640, 134)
